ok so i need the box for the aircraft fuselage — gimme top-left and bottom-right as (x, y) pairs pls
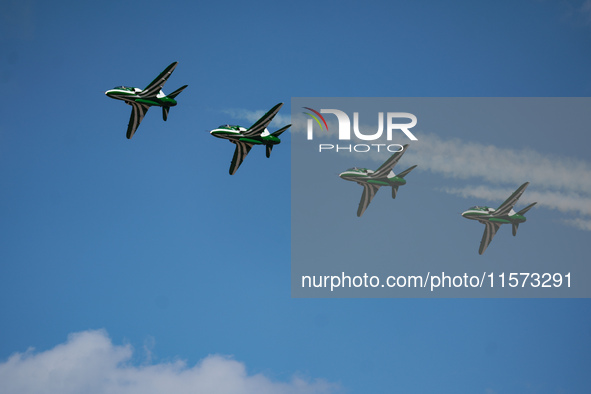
(461, 207), (527, 224)
(105, 87), (178, 107)
(339, 169), (407, 187)
(210, 126), (281, 146)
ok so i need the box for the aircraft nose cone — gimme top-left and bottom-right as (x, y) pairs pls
(211, 128), (228, 135)
(209, 129), (222, 138)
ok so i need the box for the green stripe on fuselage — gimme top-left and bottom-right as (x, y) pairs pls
(388, 176), (406, 184)
(135, 97), (177, 107)
(367, 179), (390, 186)
(238, 135), (281, 145)
(367, 177), (406, 186)
(239, 137), (264, 145)
(489, 217), (512, 224)
(136, 98), (160, 106)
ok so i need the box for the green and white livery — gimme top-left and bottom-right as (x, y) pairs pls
(105, 62), (187, 139)
(210, 102), (291, 175)
(462, 182), (537, 255)
(339, 144), (417, 217)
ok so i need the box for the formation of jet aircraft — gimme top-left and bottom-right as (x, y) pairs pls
(105, 62), (538, 255)
(462, 182), (537, 254)
(209, 102), (291, 175)
(105, 62), (187, 139)
(339, 145), (417, 217)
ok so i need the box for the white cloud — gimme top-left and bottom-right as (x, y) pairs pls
(562, 217), (591, 231)
(220, 109), (291, 129)
(403, 133), (591, 195)
(0, 330), (339, 394)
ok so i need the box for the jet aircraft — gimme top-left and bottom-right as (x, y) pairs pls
(210, 102), (291, 175)
(461, 182), (537, 255)
(105, 62), (187, 139)
(339, 145), (417, 217)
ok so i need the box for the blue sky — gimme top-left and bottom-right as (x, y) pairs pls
(1, 1), (591, 393)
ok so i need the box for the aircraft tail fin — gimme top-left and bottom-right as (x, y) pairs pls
(167, 85), (188, 99)
(512, 223), (519, 236)
(396, 165), (417, 179)
(392, 186), (399, 199)
(266, 145), (273, 158)
(162, 107), (169, 121)
(272, 124), (291, 137)
(517, 202), (537, 216)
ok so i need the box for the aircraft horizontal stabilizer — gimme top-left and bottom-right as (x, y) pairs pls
(512, 223), (519, 236)
(162, 107), (169, 121)
(396, 165), (417, 179)
(266, 145), (273, 158)
(392, 186), (399, 199)
(168, 85), (188, 99)
(272, 124), (291, 137)
(516, 202), (537, 216)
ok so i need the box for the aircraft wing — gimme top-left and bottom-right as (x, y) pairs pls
(478, 221), (501, 255)
(357, 183), (381, 217)
(139, 62), (178, 98)
(229, 141), (254, 175)
(242, 103), (283, 137)
(372, 145), (409, 178)
(494, 182), (530, 216)
(127, 102), (150, 139)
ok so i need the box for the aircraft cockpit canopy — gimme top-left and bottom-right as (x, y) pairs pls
(345, 167), (369, 173)
(218, 124), (239, 129)
(469, 205), (489, 210)
(112, 86), (135, 91)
